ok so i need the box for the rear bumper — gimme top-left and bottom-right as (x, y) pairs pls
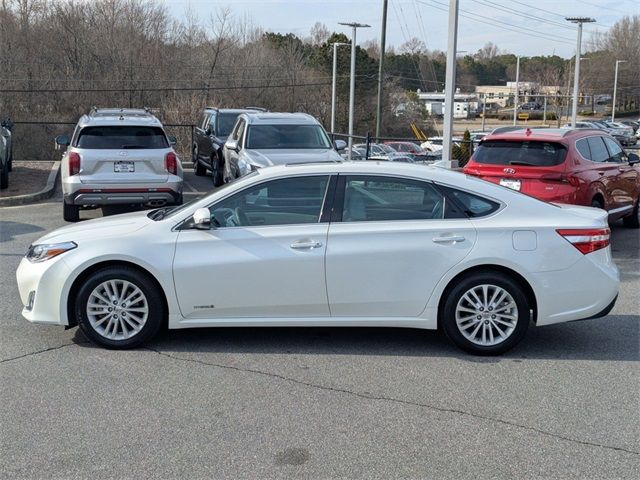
(66, 189), (181, 206)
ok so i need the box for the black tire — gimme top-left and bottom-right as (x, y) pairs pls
(441, 271), (530, 355)
(75, 266), (164, 349)
(591, 198), (604, 209)
(211, 152), (224, 187)
(63, 201), (80, 222)
(193, 146), (206, 176)
(622, 198), (640, 228)
(0, 161), (7, 189)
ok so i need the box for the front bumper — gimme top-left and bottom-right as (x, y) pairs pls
(16, 256), (72, 325)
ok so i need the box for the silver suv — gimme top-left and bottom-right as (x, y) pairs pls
(222, 112), (345, 182)
(56, 108), (183, 221)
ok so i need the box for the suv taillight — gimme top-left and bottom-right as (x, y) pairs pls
(165, 152), (177, 175)
(557, 228), (610, 254)
(68, 152), (81, 176)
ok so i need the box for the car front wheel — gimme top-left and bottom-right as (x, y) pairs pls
(75, 267), (164, 349)
(622, 198), (640, 228)
(211, 152), (224, 187)
(442, 272), (530, 355)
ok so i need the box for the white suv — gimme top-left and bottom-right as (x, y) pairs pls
(56, 108), (183, 222)
(222, 112), (345, 182)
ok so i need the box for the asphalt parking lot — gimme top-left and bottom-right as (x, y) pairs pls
(1, 171), (639, 479)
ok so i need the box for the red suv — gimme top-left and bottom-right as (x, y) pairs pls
(463, 128), (640, 228)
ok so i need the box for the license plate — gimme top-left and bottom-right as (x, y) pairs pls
(114, 161), (134, 173)
(500, 178), (521, 191)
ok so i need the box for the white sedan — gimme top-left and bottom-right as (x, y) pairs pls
(16, 162), (619, 355)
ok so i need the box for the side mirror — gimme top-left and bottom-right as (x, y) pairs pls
(55, 134), (70, 147)
(334, 139), (347, 151)
(167, 135), (177, 146)
(628, 152), (639, 166)
(192, 208), (212, 230)
(205, 127), (212, 136)
(225, 139), (239, 152)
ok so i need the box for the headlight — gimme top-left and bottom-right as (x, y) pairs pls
(26, 241), (77, 263)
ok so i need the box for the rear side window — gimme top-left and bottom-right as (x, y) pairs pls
(576, 138), (591, 159)
(441, 186), (501, 218)
(76, 126), (169, 149)
(473, 140), (567, 167)
(586, 137), (609, 163)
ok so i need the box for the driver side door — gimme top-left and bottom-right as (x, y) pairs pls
(173, 174), (333, 319)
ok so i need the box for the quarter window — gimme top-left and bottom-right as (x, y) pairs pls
(341, 176), (448, 222)
(209, 175), (330, 227)
(586, 136), (609, 163)
(576, 138), (591, 160)
(440, 186), (501, 218)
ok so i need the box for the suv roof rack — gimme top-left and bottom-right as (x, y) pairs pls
(245, 106), (267, 112)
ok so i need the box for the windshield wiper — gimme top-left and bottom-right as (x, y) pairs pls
(509, 161), (536, 166)
(121, 145), (147, 149)
(148, 206), (174, 221)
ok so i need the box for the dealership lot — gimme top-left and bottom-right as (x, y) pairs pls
(1, 179), (639, 478)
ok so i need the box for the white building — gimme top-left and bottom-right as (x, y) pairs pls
(416, 90), (478, 118)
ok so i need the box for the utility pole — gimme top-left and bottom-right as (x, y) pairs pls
(330, 42), (348, 135)
(339, 22), (370, 160)
(612, 59), (627, 122)
(375, 0), (388, 139)
(512, 56), (520, 126)
(566, 17), (595, 127)
(481, 95), (487, 132)
(542, 96), (547, 125)
(442, 0), (459, 168)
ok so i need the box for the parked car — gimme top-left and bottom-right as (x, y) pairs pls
(384, 141), (426, 154)
(520, 102), (541, 111)
(589, 121), (635, 146)
(17, 162), (619, 355)
(1, 117), (13, 172)
(463, 128), (640, 228)
(618, 120), (639, 134)
(193, 107), (265, 186)
(55, 107), (183, 222)
(222, 112), (344, 181)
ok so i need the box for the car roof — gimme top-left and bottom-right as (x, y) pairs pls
(484, 127), (602, 142)
(240, 112), (320, 125)
(77, 108), (163, 128)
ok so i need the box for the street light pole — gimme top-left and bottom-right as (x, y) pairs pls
(442, 0), (459, 168)
(375, 0), (388, 139)
(612, 59), (627, 122)
(513, 56), (520, 126)
(339, 22), (370, 160)
(330, 42), (348, 135)
(566, 17), (595, 127)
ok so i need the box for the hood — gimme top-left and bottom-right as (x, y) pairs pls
(245, 148), (342, 166)
(34, 210), (151, 244)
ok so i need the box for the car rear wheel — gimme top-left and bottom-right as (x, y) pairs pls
(193, 146), (206, 176)
(622, 198), (639, 228)
(75, 267), (164, 349)
(63, 201), (80, 222)
(442, 272), (530, 355)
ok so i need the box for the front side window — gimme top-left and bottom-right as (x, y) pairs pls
(602, 136), (625, 163)
(200, 114), (210, 130)
(216, 112), (241, 137)
(245, 124), (331, 149)
(75, 126), (169, 149)
(586, 136), (609, 163)
(341, 176), (447, 222)
(209, 175), (330, 227)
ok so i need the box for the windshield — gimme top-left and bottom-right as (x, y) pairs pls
(216, 113), (241, 137)
(245, 124), (331, 149)
(76, 126), (169, 149)
(473, 140), (568, 167)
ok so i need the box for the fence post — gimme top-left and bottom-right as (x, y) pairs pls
(365, 131), (371, 160)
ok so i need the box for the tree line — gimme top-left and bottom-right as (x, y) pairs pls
(0, 0), (637, 160)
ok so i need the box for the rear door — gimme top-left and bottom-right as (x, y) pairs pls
(325, 175), (478, 318)
(194, 113), (211, 161)
(602, 136), (638, 213)
(583, 136), (624, 210)
(76, 125), (171, 184)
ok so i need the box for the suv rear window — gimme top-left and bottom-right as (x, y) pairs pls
(76, 126), (169, 149)
(473, 140), (567, 167)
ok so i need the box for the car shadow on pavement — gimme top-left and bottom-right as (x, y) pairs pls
(0, 221), (44, 242)
(73, 314), (639, 362)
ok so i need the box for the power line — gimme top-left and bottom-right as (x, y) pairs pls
(0, 81), (333, 94)
(472, 0), (577, 31)
(506, 0), (612, 29)
(416, 0), (575, 45)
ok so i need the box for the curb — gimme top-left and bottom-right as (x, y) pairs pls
(0, 161), (60, 207)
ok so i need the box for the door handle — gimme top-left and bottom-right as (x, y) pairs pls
(432, 235), (466, 244)
(290, 240), (323, 250)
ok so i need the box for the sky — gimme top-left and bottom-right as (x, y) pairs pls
(160, 0), (639, 58)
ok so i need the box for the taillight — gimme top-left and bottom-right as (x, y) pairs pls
(68, 152), (81, 176)
(556, 228), (610, 254)
(165, 152), (177, 175)
(540, 173), (580, 186)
